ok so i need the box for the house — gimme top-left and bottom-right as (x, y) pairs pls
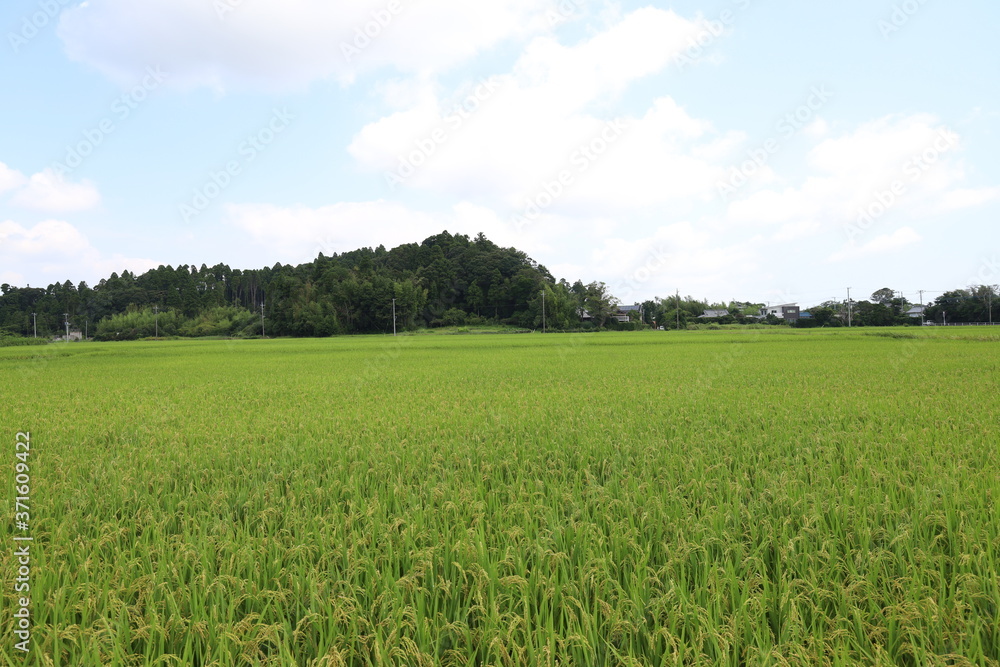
(614, 303), (642, 323)
(53, 330), (84, 342)
(906, 305), (926, 320)
(761, 304), (800, 321)
(699, 309), (729, 319)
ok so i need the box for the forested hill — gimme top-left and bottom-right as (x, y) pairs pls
(0, 231), (618, 339)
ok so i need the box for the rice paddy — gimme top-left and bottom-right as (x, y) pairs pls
(2, 328), (998, 665)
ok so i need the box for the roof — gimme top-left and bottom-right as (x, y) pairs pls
(699, 309), (729, 318)
(618, 304), (642, 312)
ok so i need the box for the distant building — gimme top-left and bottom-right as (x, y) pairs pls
(698, 309), (730, 319)
(761, 304), (800, 321)
(906, 305), (927, 320)
(614, 303), (642, 323)
(53, 330), (84, 342)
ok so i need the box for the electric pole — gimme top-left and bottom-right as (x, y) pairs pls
(31, 313), (36, 339)
(154, 305), (159, 338)
(63, 313), (69, 341)
(392, 298), (396, 336)
(260, 302), (265, 338)
(846, 288), (852, 327)
(676, 289), (680, 330)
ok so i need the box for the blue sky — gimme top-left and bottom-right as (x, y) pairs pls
(2, 0), (998, 308)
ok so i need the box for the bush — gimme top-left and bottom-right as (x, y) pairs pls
(441, 308), (467, 327)
(95, 308), (182, 341)
(180, 306), (257, 337)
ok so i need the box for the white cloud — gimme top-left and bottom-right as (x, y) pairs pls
(6, 169), (101, 212)
(593, 222), (763, 302)
(0, 162), (27, 193)
(828, 227), (922, 263)
(223, 199), (762, 299)
(223, 199), (560, 266)
(348, 8), (731, 212)
(0, 219), (88, 255)
(802, 117), (830, 140)
(773, 220), (822, 242)
(931, 187), (1000, 213)
(725, 114), (989, 236)
(0, 271), (25, 286)
(0, 220), (158, 286)
(58, 0), (565, 91)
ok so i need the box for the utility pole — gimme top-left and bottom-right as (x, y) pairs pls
(31, 313), (36, 339)
(541, 289), (545, 333)
(154, 305), (159, 338)
(919, 290), (924, 306)
(846, 288), (852, 327)
(63, 313), (69, 341)
(260, 302), (265, 338)
(392, 298), (396, 336)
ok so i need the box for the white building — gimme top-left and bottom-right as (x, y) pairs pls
(761, 304), (801, 321)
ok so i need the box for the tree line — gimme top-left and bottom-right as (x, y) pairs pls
(2, 231), (996, 341)
(631, 286), (998, 329)
(0, 232), (620, 340)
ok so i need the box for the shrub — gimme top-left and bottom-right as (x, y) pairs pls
(441, 308), (468, 327)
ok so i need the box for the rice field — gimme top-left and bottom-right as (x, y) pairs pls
(2, 328), (999, 666)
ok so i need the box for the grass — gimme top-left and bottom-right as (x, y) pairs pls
(1, 328), (998, 665)
(0, 337), (49, 348)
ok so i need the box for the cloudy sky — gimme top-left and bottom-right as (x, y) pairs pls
(2, 0), (998, 307)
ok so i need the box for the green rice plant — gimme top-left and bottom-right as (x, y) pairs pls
(1, 328), (997, 665)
